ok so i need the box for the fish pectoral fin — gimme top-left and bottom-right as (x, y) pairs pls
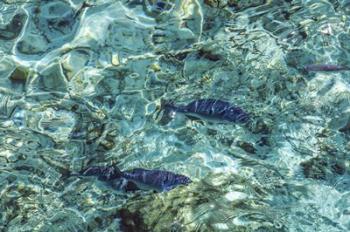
(162, 185), (176, 192)
(110, 178), (140, 192)
(185, 115), (205, 125)
(124, 181), (140, 192)
(185, 115), (200, 120)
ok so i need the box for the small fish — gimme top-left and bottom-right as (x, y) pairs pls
(79, 165), (191, 192)
(161, 99), (249, 123)
(304, 64), (350, 72)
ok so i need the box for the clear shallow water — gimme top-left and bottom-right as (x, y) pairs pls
(0, 0), (350, 231)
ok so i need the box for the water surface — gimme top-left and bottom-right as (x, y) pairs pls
(0, 0), (350, 231)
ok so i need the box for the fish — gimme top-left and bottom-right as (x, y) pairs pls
(161, 99), (250, 123)
(78, 165), (192, 192)
(304, 64), (350, 72)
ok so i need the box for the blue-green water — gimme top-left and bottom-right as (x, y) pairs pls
(0, 0), (350, 231)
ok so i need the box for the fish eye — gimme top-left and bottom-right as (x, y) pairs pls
(229, 108), (238, 114)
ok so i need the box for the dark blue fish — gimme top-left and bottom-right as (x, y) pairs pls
(79, 166), (191, 192)
(79, 165), (122, 181)
(162, 99), (249, 123)
(304, 64), (350, 72)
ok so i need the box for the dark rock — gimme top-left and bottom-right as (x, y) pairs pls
(301, 156), (347, 180)
(9, 66), (28, 84)
(236, 141), (256, 154)
(0, 13), (27, 40)
(118, 208), (148, 232)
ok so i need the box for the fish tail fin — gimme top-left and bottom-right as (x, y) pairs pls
(79, 165), (123, 181)
(156, 99), (178, 124)
(238, 112), (251, 124)
(160, 99), (177, 112)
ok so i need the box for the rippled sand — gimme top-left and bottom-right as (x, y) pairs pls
(0, 0), (350, 231)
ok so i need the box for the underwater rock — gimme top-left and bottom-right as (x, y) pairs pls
(161, 99), (250, 124)
(228, 0), (267, 10)
(116, 173), (285, 232)
(61, 48), (91, 81)
(8, 66), (29, 84)
(35, 210), (87, 231)
(19, 107), (77, 143)
(16, 34), (50, 55)
(339, 121), (350, 134)
(0, 94), (22, 121)
(118, 208), (148, 232)
(339, 33), (350, 51)
(68, 110), (106, 149)
(16, 1), (83, 56)
(29, 62), (67, 92)
(39, 109), (75, 140)
(300, 156), (346, 180)
(105, 16), (153, 55)
(257, 1), (308, 47)
(204, 0), (229, 8)
(39, 152), (71, 178)
(143, 0), (175, 16)
(198, 48), (222, 61)
(247, 118), (272, 135)
(149, 0), (203, 51)
(4, 63), (29, 92)
(236, 141), (256, 154)
(304, 75), (350, 118)
(301, 157), (328, 180)
(328, 108), (350, 133)
(203, 0), (266, 9)
(0, 12), (27, 40)
(285, 49), (316, 70)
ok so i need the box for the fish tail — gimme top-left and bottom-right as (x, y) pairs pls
(304, 64), (350, 72)
(78, 165), (123, 181)
(158, 98), (179, 122)
(237, 113), (251, 124)
(160, 99), (177, 112)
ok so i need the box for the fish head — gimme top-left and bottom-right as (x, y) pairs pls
(124, 169), (192, 192)
(174, 174), (192, 185)
(160, 174), (192, 192)
(224, 107), (250, 123)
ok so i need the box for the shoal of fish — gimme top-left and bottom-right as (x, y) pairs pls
(77, 99), (250, 192)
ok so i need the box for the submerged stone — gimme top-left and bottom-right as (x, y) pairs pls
(9, 66), (29, 84)
(16, 1), (83, 56)
(300, 156), (346, 180)
(29, 62), (67, 92)
(0, 12), (27, 40)
(118, 208), (148, 232)
(236, 141), (257, 154)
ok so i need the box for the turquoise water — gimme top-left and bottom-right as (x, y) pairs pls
(0, 0), (350, 231)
